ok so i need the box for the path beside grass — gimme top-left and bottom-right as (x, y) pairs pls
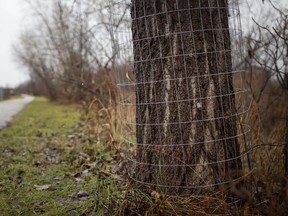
(0, 97), (121, 216)
(0, 95), (34, 129)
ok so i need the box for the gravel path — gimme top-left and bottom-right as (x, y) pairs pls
(0, 95), (34, 129)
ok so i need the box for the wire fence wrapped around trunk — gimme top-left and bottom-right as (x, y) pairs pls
(109, 0), (252, 194)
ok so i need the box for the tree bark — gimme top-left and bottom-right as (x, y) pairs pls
(284, 73), (288, 176)
(131, 0), (242, 194)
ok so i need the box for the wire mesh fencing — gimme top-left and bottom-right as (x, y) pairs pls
(109, 0), (252, 194)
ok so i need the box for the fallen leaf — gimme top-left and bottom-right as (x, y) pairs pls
(68, 134), (77, 140)
(34, 184), (51, 191)
(82, 169), (90, 175)
(75, 178), (85, 185)
(76, 190), (89, 198)
(73, 169), (91, 178)
(151, 191), (161, 200)
(71, 190), (90, 201)
(54, 176), (64, 181)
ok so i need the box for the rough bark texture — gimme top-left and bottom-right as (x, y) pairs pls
(131, 0), (242, 194)
(285, 73), (288, 176)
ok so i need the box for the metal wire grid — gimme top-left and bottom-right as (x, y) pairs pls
(109, 0), (252, 192)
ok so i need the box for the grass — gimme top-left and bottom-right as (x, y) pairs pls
(0, 97), (123, 215)
(1, 96), (287, 215)
(102, 91), (287, 215)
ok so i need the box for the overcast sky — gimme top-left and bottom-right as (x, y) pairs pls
(0, 0), (287, 88)
(0, 0), (29, 88)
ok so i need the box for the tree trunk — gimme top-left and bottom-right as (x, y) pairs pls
(131, 0), (243, 194)
(284, 73), (288, 176)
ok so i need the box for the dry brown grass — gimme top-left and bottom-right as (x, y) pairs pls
(79, 67), (288, 215)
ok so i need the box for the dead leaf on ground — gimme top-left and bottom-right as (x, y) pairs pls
(76, 190), (89, 198)
(34, 184), (52, 191)
(74, 169), (91, 178)
(68, 134), (77, 140)
(82, 169), (90, 175)
(151, 191), (161, 200)
(71, 190), (90, 201)
(54, 176), (64, 181)
(75, 178), (85, 185)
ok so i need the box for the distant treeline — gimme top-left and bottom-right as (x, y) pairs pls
(0, 87), (16, 100)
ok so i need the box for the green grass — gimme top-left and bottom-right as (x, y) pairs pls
(0, 97), (122, 215)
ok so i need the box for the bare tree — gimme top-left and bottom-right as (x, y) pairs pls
(14, 31), (60, 100)
(247, 0), (288, 175)
(15, 0), (126, 104)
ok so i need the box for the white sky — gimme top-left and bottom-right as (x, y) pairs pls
(0, 0), (287, 88)
(240, 0), (288, 35)
(0, 0), (30, 88)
